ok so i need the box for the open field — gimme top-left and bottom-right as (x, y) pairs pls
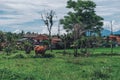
(0, 47), (120, 80)
(54, 47), (120, 55)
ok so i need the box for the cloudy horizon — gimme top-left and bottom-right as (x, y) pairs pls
(0, 0), (120, 34)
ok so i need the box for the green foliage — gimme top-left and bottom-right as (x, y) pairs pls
(60, 0), (103, 35)
(6, 32), (13, 42)
(9, 53), (28, 59)
(42, 40), (49, 45)
(4, 42), (18, 55)
(4, 45), (12, 55)
(0, 31), (5, 42)
(24, 40), (32, 54)
(43, 53), (55, 58)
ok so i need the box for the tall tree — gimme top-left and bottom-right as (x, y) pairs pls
(60, 0), (103, 35)
(41, 10), (56, 52)
(60, 0), (103, 56)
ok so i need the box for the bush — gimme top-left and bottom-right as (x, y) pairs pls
(24, 41), (32, 54)
(43, 53), (55, 58)
(4, 46), (12, 55)
(9, 53), (28, 59)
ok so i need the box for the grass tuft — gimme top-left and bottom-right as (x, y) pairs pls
(9, 53), (28, 59)
(91, 67), (112, 80)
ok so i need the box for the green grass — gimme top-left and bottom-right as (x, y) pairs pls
(0, 47), (120, 80)
(54, 47), (120, 54)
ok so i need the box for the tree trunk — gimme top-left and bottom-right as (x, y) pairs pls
(74, 45), (78, 57)
(111, 40), (113, 54)
(63, 40), (66, 55)
(49, 31), (52, 52)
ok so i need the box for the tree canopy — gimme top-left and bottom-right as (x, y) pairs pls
(60, 0), (104, 35)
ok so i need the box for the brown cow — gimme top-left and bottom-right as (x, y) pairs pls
(34, 45), (47, 56)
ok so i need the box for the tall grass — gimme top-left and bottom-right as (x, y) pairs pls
(0, 47), (120, 80)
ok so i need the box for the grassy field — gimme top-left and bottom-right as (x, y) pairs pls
(0, 47), (120, 80)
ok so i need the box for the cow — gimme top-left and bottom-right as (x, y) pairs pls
(34, 45), (47, 56)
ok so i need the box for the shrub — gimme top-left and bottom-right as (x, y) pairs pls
(9, 53), (28, 59)
(4, 46), (12, 55)
(43, 53), (55, 58)
(24, 45), (32, 54)
(24, 40), (32, 54)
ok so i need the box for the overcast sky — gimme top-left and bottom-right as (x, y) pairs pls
(0, 0), (120, 34)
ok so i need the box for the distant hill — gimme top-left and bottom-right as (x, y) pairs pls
(101, 29), (111, 36)
(114, 30), (120, 34)
(101, 29), (120, 36)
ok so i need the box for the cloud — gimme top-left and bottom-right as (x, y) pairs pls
(103, 20), (120, 32)
(0, 0), (120, 34)
(13, 29), (21, 33)
(0, 0), (69, 35)
(94, 0), (120, 32)
(96, 5), (120, 17)
(0, 0), (69, 29)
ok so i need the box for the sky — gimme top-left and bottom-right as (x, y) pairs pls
(0, 0), (120, 34)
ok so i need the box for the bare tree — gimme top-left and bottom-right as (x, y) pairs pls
(41, 10), (55, 52)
